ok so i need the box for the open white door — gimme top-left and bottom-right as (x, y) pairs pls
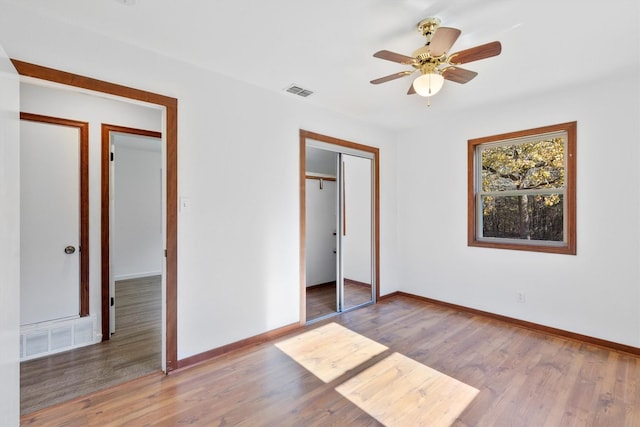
(109, 140), (116, 335)
(0, 46), (21, 427)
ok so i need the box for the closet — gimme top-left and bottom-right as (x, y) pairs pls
(303, 137), (376, 322)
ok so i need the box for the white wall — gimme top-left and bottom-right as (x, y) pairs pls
(113, 135), (162, 280)
(396, 68), (640, 347)
(306, 146), (337, 176)
(0, 8), (399, 363)
(305, 147), (338, 286)
(19, 83), (162, 339)
(0, 44), (20, 427)
(305, 179), (337, 286)
(172, 66), (398, 358)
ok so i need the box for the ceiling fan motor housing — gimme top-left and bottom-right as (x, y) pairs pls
(417, 17), (441, 38)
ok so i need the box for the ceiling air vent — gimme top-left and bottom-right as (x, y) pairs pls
(284, 84), (314, 98)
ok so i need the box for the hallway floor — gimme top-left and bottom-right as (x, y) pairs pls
(20, 276), (161, 415)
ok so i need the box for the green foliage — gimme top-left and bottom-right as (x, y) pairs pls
(481, 137), (564, 192)
(479, 137), (565, 241)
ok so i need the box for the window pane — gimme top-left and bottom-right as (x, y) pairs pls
(481, 137), (565, 192)
(481, 194), (563, 241)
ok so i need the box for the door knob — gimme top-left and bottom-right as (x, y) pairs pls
(64, 246), (76, 254)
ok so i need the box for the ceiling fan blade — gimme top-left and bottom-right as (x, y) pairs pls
(448, 41), (502, 65)
(373, 50), (415, 65)
(407, 82), (416, 95)
(370, 70), (415, 84)
(442, 66), (478, 84)
(428, 27), (462, 57)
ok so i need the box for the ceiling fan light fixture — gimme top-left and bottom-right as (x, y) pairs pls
(412, 73), (444, 97)
(370, 17), (502, 107)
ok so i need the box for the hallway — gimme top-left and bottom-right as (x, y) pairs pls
(20, 276), (161, 415)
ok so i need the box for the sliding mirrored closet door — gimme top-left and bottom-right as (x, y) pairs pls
(305, 141), (375, 322)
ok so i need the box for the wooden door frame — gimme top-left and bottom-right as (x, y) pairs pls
(299, 129), (380, 324)
(101, 124), (162, 340)
(13, 60), (179, 372)
(19, 112), (90, 318)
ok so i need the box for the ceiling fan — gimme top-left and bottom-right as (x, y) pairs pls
(371, 17), (502, 106)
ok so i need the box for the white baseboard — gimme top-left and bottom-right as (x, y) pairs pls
(114, 271), (162, 281)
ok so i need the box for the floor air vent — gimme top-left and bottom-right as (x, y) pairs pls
(20, 316), (97, 361)
(284, 84), (314, 97)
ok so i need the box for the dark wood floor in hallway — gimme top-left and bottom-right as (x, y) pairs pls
(20, 276), (162, 415)
(21, 294), (640, 426)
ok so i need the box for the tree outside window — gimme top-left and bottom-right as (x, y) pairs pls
(468, 122), (576, 254)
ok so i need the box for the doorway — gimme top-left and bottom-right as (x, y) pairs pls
(10, 59), (178, 371)
(18, 105), (166, 415)
(102, 125), (163, 338)
(299, 130), (380, 323)
(12, 59), (177, 373)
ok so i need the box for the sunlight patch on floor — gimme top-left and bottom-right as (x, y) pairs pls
(336, 351), (479, 426)
(275, 322), (388, 383)
(275, 322), (479, 426)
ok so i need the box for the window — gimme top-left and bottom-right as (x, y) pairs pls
(468, 122), (576, 254)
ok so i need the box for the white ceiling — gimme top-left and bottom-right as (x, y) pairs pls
(5, 0), (640, 130)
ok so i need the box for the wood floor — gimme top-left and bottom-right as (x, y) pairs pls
(20, 276), (161, 415)
(21, 294), (640, 426)
(306, 280), (373, 321)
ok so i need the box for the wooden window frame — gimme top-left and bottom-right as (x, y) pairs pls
(467, 121), (577, 255)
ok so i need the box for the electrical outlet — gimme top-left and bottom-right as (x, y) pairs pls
(517, 291), (526, 303)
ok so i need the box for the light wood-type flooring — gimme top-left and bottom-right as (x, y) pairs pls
(21, 294), (640, 426)
(306, 280), (373, 321)
(20, 276), (162, 415)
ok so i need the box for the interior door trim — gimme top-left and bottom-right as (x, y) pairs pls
(299, 129), (380, 325)
(13, 60), (179, 372)
(20, 112), (90, 317)
(100, 124), (162, 341)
